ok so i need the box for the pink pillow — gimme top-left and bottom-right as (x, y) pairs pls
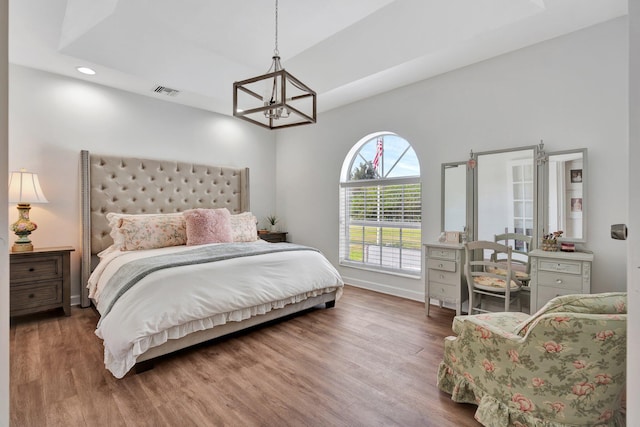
(183, 208), (233, 246)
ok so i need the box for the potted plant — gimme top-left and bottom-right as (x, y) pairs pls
(266, 215), (279, 232)
(541, 230), (563, 251)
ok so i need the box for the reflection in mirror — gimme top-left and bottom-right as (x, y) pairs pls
(442, 162), (466, 232)
(546, 149), (586, 242)
(476, 148), (535, 258)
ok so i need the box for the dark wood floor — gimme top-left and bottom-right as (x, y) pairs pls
(10, 285), (481, 427)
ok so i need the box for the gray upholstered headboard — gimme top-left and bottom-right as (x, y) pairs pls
(80, 150), (250, 307)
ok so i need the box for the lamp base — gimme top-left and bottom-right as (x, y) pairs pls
(12, 242), (34, 252)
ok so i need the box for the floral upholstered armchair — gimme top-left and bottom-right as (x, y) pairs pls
(437, 292), (627, 427)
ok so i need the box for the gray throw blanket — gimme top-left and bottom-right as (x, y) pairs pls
(97, 242), (318, 324)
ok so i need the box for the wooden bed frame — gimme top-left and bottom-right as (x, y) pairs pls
(80, 150), (337, 369)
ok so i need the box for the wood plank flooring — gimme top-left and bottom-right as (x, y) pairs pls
(10, 285), (481, 427)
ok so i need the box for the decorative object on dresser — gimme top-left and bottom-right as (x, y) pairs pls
(259, 231), (288, 243)
(424, 242), (467, 316)
(541, 230), (563, 252)
(8, 169), (49, 252)
(529, 249), (593, 312)
(233, 0), (316, 130)
(10, 246), (74, 317)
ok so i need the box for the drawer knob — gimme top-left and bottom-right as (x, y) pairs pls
(28, 293), (35, 299)
(438, 263), (444, 268)
(28, 268), (35, 272)
(556, 279), (563, 284)
(440, 274), (445, 280)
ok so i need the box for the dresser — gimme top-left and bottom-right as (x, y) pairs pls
(10, 246), (74, 317)
(424, 242), (467, 316)
(529, 249), (593, 312)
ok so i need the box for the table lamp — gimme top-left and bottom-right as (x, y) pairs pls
(8, 169), (48, 252)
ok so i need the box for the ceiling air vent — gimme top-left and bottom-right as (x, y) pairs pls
(153, 85), (180, 97)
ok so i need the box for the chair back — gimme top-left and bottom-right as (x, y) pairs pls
(494, 232), (532, 273)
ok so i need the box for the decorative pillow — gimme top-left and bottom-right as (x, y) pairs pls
(106, 212), (187, 251)
(230, 212), (258, 242)
(183, 208), (233, 246)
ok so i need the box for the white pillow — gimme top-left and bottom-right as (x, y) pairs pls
(230, 212), (258, 242)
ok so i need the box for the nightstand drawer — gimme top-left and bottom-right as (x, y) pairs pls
(429, 281), (458, 301)
(259, 232), (288, 243)
(428, 269), (458, 286)
(536, 271), (583, 291)
(10, 255), (63, 283)
(427, 258), (456, 272)
(427, 247), (457, 261)
(10, 281), (63, 312)
(536, 285), (577, 305)
(538, 260), (582, 275)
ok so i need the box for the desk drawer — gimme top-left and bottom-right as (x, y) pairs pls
(537, 271), (583, 291)
(429, 281), (458, 301)
(427, 247), (457, 261)
(427, 258), (456, 272)
(10, 281), (62, 312)
(538, 260), (581, 275)
(10, 255), (62, 283)
(428, 269), (458, 286)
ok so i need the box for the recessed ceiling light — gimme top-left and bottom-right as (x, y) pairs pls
(76, 66), (96, 75)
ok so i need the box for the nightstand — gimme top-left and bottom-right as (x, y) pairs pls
(259, 232), (288, 243)
(10, 246), (74, 317)
(424, 242), (467, 316)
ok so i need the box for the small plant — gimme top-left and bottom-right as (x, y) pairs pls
(266, 215), (278, 226)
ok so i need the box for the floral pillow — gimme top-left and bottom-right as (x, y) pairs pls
(230, 212), (258, 242)
(106, 212), (187, 251)
(183, 208), (233, 245)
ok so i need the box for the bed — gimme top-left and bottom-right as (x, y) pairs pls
(80, 151), (343, 378)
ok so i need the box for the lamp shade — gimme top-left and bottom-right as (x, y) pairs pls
(8, 169), (48, 204)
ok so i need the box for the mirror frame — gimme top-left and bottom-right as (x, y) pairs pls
(542, 148), (587, 244)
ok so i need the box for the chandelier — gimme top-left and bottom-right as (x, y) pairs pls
(233, 0), (316, 129)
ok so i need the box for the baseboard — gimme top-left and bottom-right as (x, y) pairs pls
(342, 276), (423, 302)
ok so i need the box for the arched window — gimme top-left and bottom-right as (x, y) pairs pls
(339, 132), (421, 276)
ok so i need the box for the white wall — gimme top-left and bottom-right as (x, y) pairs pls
(1, 0), (9, 424)
(277, 17), (629, 300)
(627, 0), (639, 422)
(8, 65), (277, 302)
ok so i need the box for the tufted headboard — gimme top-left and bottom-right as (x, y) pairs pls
(80, 150), (250, 307)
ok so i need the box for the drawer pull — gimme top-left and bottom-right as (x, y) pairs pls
(438, 263), (444, 268)
(556, 279), (563, 284)
(28, 293), (35, 299)
(28, 268), (35, 272)
(439, 274), (445, 280)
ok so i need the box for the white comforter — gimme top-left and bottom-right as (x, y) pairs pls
(88, 241), (344, 378)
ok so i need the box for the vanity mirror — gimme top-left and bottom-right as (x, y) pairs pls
(441, 144), (587, 249)
(543, 148), (587, 243)
(474, 147), (537, 250)
(441, 161), (467, 233)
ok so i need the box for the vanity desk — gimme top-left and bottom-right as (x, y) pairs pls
(424, 242), (468, 316)
(529, 249), (593, 312)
